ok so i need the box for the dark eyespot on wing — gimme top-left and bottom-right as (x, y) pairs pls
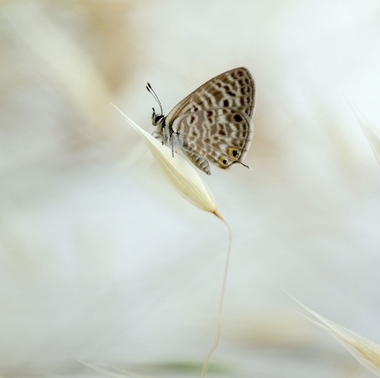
(228, 147), (241, 159)
(219, 156), (229, 167)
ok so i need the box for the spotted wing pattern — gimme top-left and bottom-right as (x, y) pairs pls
(172, 107), (252, 174)
(164, 67), (255, 174)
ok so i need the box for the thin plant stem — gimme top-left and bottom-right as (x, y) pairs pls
(201, 211), (232, 378)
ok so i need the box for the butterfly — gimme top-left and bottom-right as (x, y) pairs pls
(146, 67), (255, 175)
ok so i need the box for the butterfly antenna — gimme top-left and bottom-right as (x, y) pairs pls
(146, 82), (164, 115)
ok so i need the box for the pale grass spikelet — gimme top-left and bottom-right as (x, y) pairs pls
(112, 104), (233, 377)
(346, 99), (380, 166)
(111, 104), (222, 218)
(290, 294), (380, 377)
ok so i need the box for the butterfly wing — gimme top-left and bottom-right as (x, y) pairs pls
(172, 107), (253, 171)
(165, 67), (255, 172)
(165, 67), (255, 125)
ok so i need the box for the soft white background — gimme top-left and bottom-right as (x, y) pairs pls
(0, 1), (379, 377)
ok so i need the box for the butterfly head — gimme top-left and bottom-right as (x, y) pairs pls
(151, 108), (165, 127)
(146, 82), (165, 127)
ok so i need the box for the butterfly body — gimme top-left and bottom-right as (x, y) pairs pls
(148, 67), (255, 175)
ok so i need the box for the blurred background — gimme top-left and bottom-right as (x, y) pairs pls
(1, 1), (380, 377)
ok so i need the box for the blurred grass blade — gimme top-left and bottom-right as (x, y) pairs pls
(111, 104), (223, 219)
(6, 6), (112, 129)
(347, 100), (380, 166)
(79, 360), (128, 377)
(291, 295), (380, 377)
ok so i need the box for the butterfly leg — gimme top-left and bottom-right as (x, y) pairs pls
(170, 132), (182, 157)
(151, 130), (163, 143)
